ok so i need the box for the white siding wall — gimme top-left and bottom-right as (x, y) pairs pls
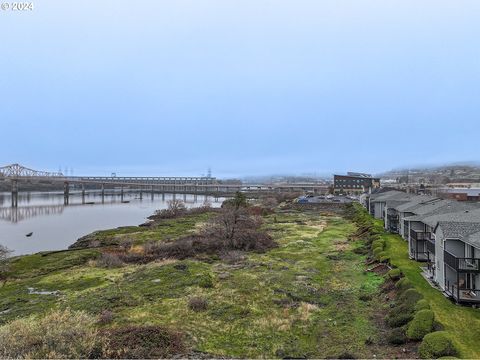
(407, 220), (411, 255)
(399, 212), (406, 239)
(384, 205), (389, 229)
(374, 202), (384, 219)
(434, 227), (444, 287)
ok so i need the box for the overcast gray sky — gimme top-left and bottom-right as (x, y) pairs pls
(1, 1), (479, 177)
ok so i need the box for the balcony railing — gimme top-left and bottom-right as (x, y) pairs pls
(458, 258), (480, 271)
(410, 238), (428, 261)
(444, 250), (480, 272)
(445, 281), (480, 303)
(410, 229), (432, 241)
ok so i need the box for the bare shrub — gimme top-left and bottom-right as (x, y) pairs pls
(203, 205), (273, 251)
(98, 310), (114, 325)
(205, 206), (252, 247)
(231, 230), (276, 251)
(121, 230), (274, 264)
(0, 308), (103, 359)
(148, 201), (215, 223)
(101, 325), (184, 359)
(89, 240), (101, 248)
(167, 199), (186, 216)
(261, 196), (278, 209)
(120, 194), (275, 264)
(247, 206), (266, 216)
(150, 199), (186, 220)
(145, 237), (196, 260)
(119, 238), (134, 251)
(97, 253), (124, 268)
(221, 250), (246, 264)
(152, 199), (187, 219)
(188, 297), (208, 312)
(120, 252), (151, 264)
(143, 240), (163, 255)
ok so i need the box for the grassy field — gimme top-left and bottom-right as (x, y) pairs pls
(0, 208), (395, 358)
(378, 223), (480, 359)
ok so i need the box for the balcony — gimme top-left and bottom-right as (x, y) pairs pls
(387, 214), (399, 233)
(387, 214), (399, 221)
(445, 282), (480, 303)
(444, 250), (480, 272)
(403, 221), (409, 239)
(409, 229), (431, 261)
(410, 229), (432, 241)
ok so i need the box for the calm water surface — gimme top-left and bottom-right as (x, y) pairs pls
(0, 191), (223, 255)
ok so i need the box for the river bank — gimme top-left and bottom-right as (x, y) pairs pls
(5, 200), (476, 358)
(0, 200), (404, 358)
(0, 192), (223, 255)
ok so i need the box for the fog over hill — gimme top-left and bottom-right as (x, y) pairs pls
(377, 163), (480, 184)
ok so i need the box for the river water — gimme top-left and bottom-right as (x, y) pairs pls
(0, 191), (223, 256)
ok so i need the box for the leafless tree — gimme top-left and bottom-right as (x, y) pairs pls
(167, 199), (186, 216)
(204, 205), (260, 248)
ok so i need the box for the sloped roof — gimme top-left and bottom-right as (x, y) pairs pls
(409, 207), (480, 247)
(395, 196), (439, 212)
(404, 201), (479, 223)
(436, 218), (480, 248)
(370, 191), (411, 203)
(465, 230), (480, 247)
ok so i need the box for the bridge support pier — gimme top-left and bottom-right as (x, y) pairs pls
(151, 186), (154, 201)
(101, 184), (105, 204)
(139, 188), (143, 200)
(120, 186), (124, 202)
(81, 183), (85, 204)
(11, 180), (18, 208)
(64, 182), (70, 205)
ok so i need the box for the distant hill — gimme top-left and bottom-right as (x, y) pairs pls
(378, 163), (480, 184)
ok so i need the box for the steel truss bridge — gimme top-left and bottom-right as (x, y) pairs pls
(0, 164), (328, 207)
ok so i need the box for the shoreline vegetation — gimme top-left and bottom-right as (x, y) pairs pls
(0, 194), (477, 358)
